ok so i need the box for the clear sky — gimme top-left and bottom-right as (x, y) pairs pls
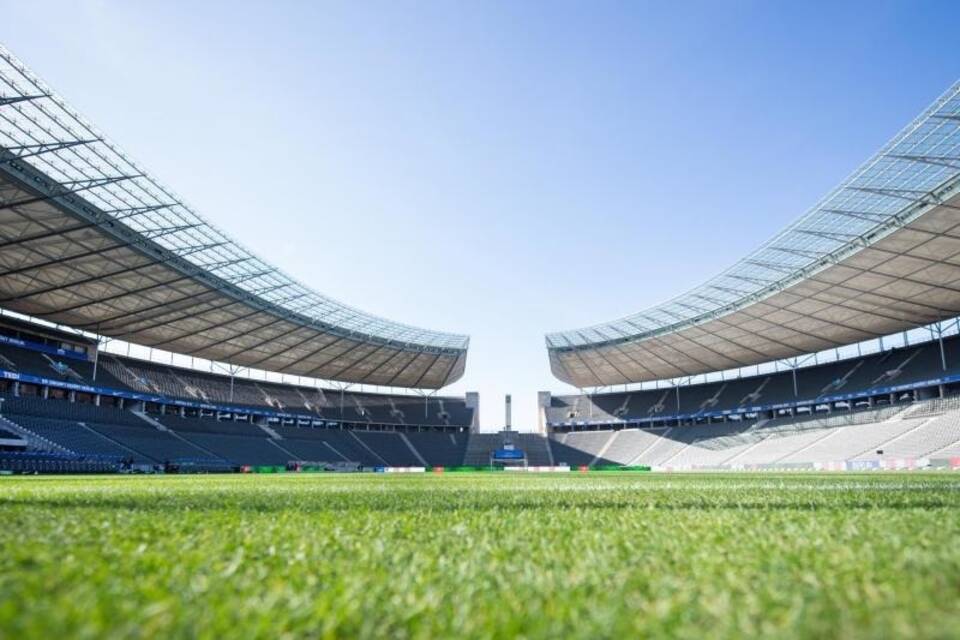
(3, 1), (958, 430)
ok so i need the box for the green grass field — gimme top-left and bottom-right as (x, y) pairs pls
(1, 472), (959, 639)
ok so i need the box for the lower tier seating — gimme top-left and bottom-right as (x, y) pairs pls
(549, 397), (960, 469)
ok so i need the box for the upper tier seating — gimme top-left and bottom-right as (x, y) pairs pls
(0, 340), (128, 389)
(0, 325), (474, 430)
(548, 335), (960, 425)
(2, 394), (145, 426)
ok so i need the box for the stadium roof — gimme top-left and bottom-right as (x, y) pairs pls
(0, 45), (467, 389)
(547, 79), (960, 388)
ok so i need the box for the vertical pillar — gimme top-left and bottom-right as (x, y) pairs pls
(536, 391), (550, 435)
(937, 318), (947, 372)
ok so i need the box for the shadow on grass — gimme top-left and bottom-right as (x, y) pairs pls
(0, 495), (954, 514)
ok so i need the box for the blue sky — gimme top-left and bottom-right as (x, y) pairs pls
(3, 1), (958, 429)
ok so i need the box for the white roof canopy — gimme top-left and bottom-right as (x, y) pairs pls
(0, 45), (467, 388)
(548, 80), (960, 387)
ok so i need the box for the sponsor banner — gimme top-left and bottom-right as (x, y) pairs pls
(847, 459), (881, 471)
(815, 461), (846, 471)
(382, 467), (426, 473)
(883, 458), (930, 470)
(0, 367), (320, 422)
(503, 465), (571, 473)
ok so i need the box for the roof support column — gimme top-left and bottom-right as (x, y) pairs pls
(91, 322), (101, 382)
(937, 313), (948, 372)
(790, 359), (799, 399)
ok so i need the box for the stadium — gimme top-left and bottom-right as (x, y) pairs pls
(2, 6), (960, 639)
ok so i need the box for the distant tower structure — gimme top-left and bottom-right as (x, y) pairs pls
(505, 394), (512, 431)
(537, 391), (552, 434)
(465, 392), (480, 433)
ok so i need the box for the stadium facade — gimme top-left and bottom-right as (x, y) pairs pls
(1, 41), (960, 473)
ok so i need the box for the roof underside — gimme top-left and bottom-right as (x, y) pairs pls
(548, 80), (960, 388)
(0, 45), (467, 389)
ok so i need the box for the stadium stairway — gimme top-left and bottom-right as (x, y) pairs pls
(353, 432), (422, 466)
(397, 432), (428, 466)
(347, 431), (388, 466)
(863, 418), (939, 457)
(256, 423), (283, 439)
(721, 435), (777, 467)
(405, 432), (467, 467)
(132, 411), (230, 464)
(76, 422), (154, 463)
(549, 432), (600, 467)
(589, 431), (618, 466)
(266, 439), (300, 461)
(0, 414), (73, 455)
(463, 433), (503, 466)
